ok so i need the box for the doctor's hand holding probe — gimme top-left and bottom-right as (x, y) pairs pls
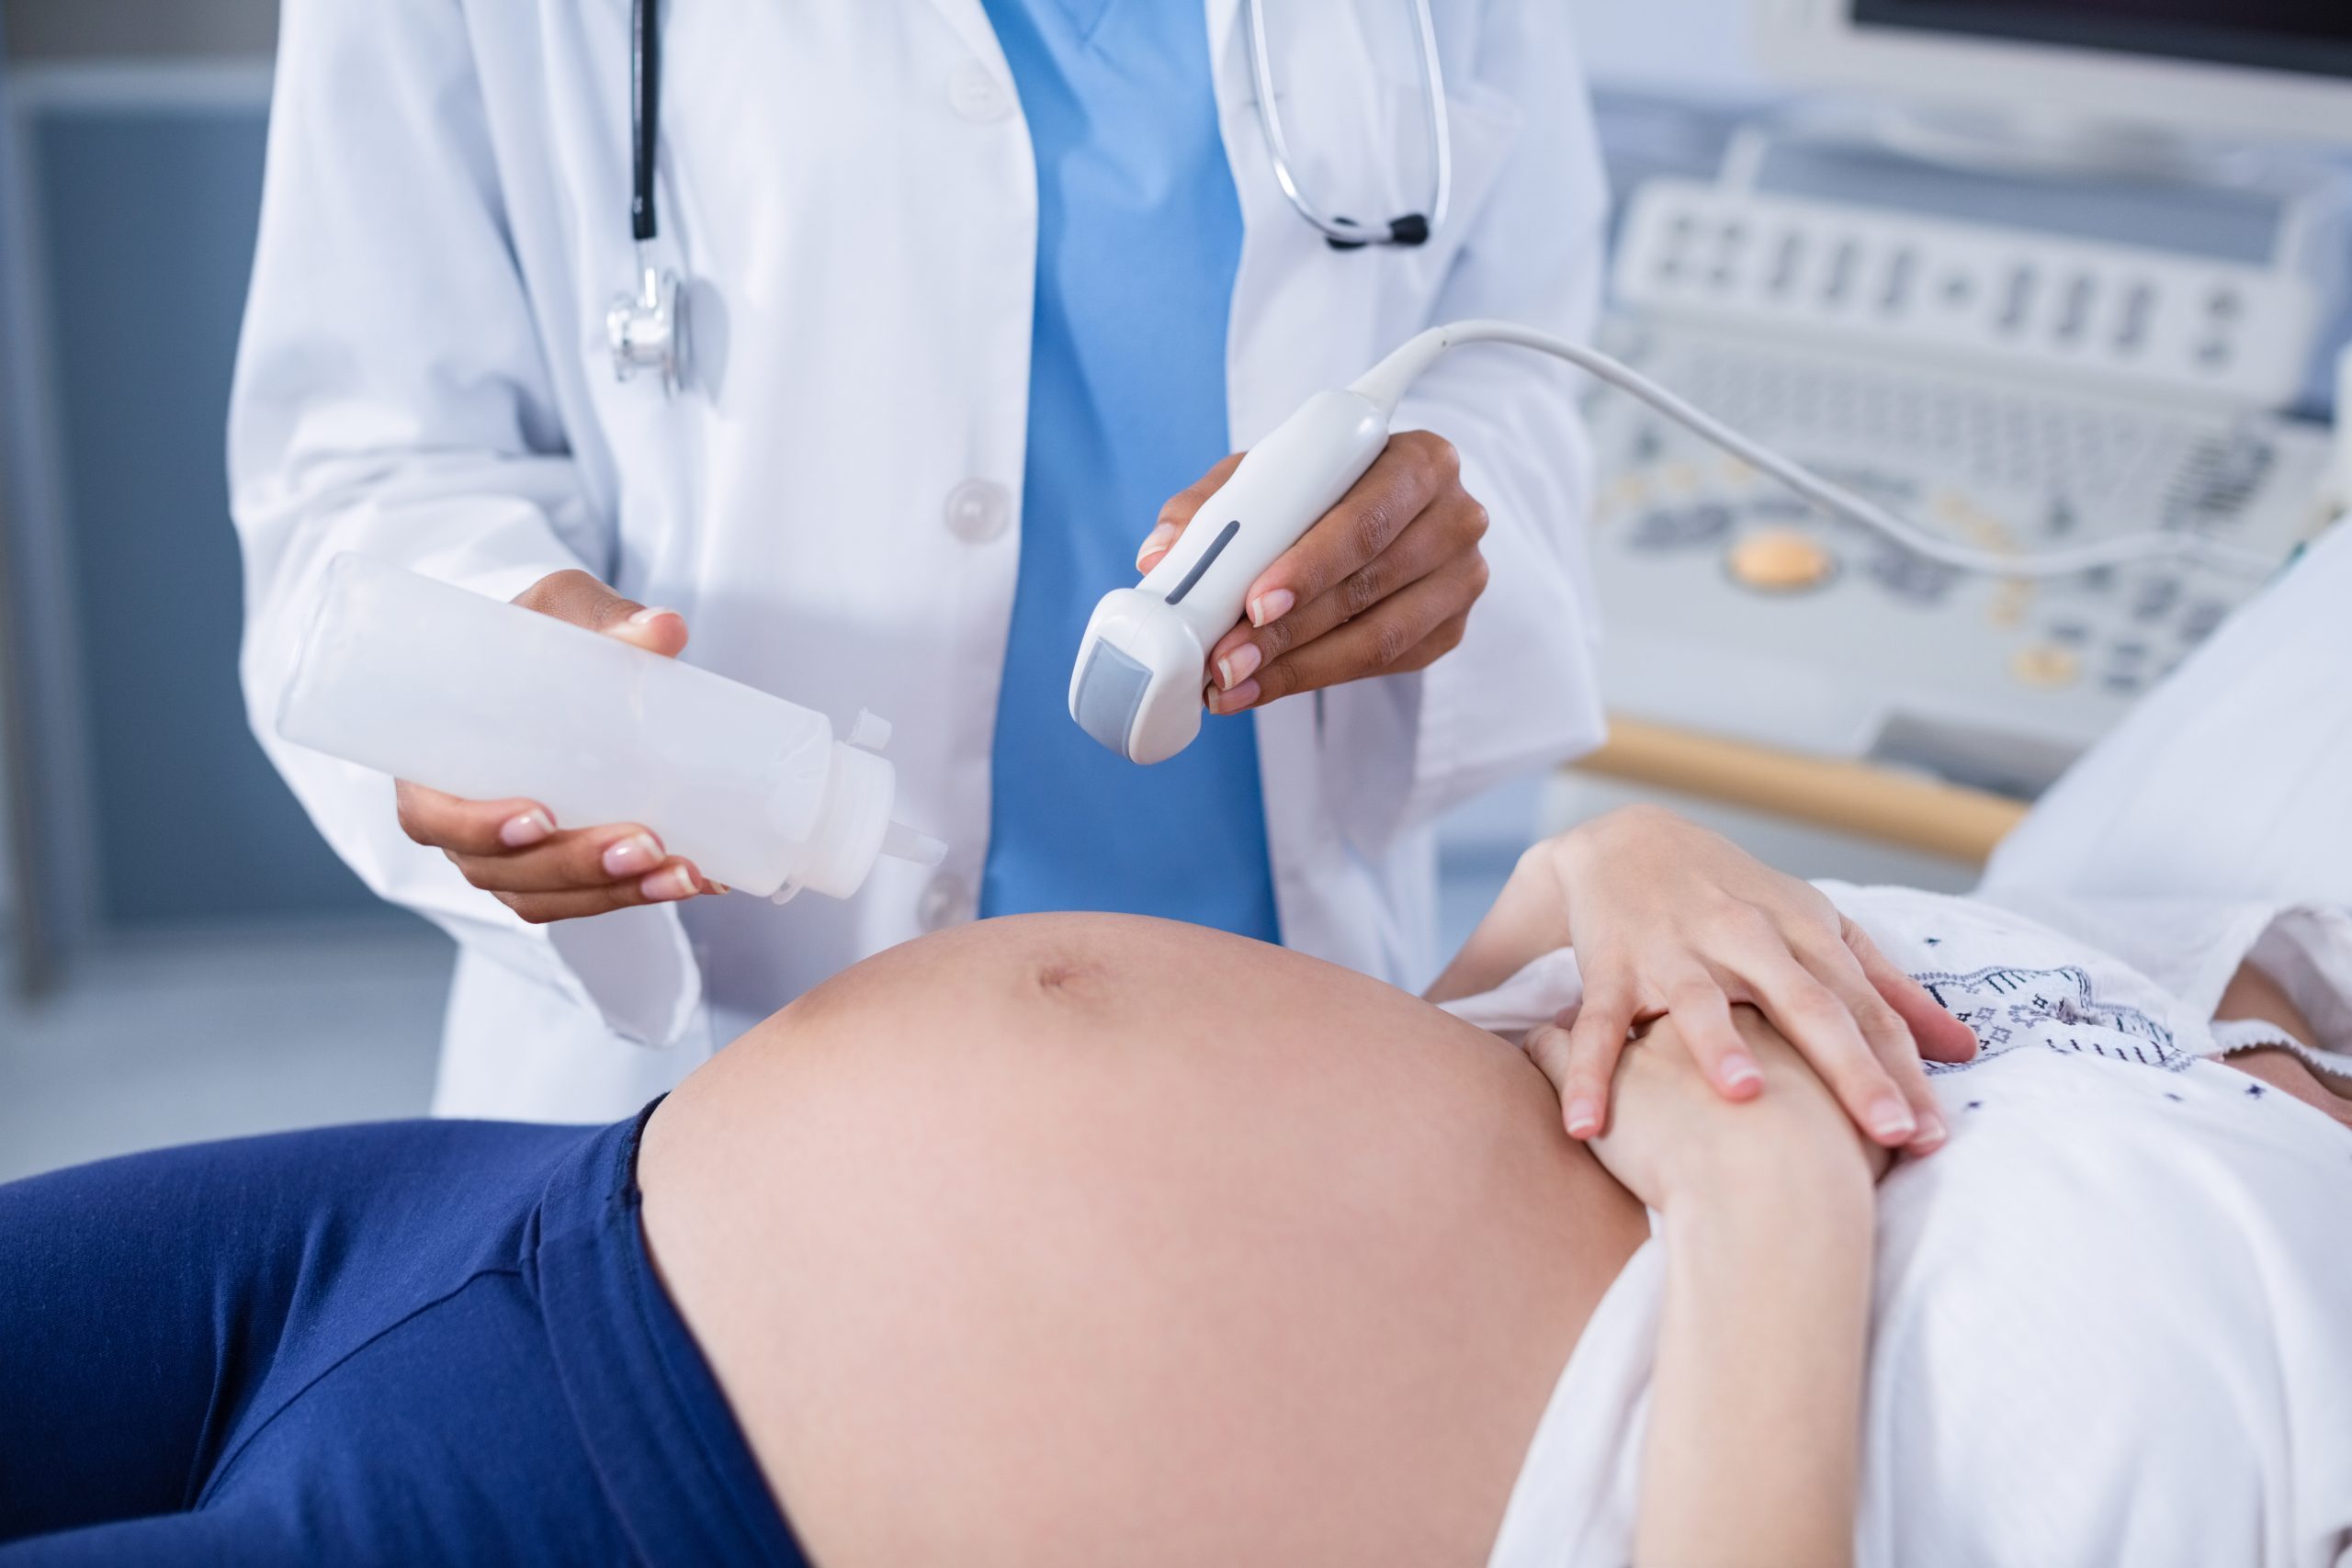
(234, 0), (1990, 1139)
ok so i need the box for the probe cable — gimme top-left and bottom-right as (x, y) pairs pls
(1351, 319), (2280, 581)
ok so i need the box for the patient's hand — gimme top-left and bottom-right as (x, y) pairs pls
(1431, 805), (1975, 1154)
(1576, 1009), (1892, 1212)
(1577, 1007), (1882, 1568)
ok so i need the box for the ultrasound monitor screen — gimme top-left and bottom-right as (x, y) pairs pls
(1852, 1), (2352, 80)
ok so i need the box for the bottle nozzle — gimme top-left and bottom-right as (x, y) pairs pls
(882, 820), (946, 867)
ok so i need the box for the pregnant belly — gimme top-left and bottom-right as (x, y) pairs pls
(640, 912), (1645, 1568)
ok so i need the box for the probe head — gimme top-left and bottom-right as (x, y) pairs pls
(1069, 589), (1209, 765)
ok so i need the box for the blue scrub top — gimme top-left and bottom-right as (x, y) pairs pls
(978, 0), (1283, 942)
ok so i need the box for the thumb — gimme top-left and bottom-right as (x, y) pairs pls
(1138, 451), (1245, 572)
(514, 569), (689, 658)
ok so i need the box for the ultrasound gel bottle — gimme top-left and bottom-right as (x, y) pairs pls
(277, 553), (944, 901)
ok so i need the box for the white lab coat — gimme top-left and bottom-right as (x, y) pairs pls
(231, 0), (1611, 1122)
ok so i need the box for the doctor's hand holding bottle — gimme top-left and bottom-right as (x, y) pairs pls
(391, 570), (721, 924)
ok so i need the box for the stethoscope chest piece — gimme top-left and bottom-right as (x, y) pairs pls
(607, 255), (684, 393)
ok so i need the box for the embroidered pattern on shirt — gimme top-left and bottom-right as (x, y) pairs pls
(1912, 964), (2191, 1075)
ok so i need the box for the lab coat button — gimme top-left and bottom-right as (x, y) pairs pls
(944, 478), (1012, 543)
(949, 63), (1013, 124)
(918, 872), (975, 932)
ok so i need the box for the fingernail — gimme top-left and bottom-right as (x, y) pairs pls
(1210, 679), (1261, 714)
(1565, 1096), (1601, 1139)
(500, 808), (554, 848)
(641, 864), (697, 902)
(602, 833), (662, 878)
(627, 605), (677, 626)
(1216, 642), (1263, 691)
(1870, 1095), (1917, 1143)
(1247, 589), (1295, 627)
(1719, 1052), (1763, 1093)
(1135, 524), (1178, 570)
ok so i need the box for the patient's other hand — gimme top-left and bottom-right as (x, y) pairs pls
(1573, 1008), (1892, 1213)
(1521, 806), (1975, 1155)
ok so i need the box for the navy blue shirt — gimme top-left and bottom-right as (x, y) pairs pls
(977, 0), (1282, 942)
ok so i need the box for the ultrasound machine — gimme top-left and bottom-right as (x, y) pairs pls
(1584, 0), (2352, 806)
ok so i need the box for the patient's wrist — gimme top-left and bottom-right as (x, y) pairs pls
(1668, 1138), (1874, 1233)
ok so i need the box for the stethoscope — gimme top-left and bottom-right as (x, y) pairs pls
(608, 0), (684, 389)
(1246, 0), (1452, 250)
(608, 0), (1456, 389)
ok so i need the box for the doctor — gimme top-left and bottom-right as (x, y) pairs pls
(233, 0), (1962, 1145)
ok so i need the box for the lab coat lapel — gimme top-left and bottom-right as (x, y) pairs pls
(920, 0), (1014, 73)
(1204, 0), (1243, 78)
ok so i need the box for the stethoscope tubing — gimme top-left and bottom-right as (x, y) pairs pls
(1244, 0), (1453, 249)
(624, 0), (1454, 256)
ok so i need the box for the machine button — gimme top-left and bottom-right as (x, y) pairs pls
(1632, 502), (1734, 553)
(2010, 643), (2081, 688)
(2116, 281), (2156, 352)
(944, 478), (1012, 543)
(2131, 576), (2181, 620)
(2179, 598), (2230, 643)
(1881, 248), (1919, 313)
(1823, 240), (1860, 306)
(918, 872), (976, 932)
(1997, 266), (2038, 333)
(1725, 529), (1837, 592)
(949, 62), (1015, 123)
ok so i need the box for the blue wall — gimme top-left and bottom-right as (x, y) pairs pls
(30, 103), (390, 927)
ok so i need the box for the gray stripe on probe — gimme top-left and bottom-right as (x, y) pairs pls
(1164, 520), (1241, 606)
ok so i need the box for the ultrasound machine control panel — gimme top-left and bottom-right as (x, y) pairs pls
(1587, 174), (2339, 799)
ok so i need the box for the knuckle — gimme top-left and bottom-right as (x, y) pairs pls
(1858, 1000), (1910, 1042)
(1666, 978), (1721, 1011)
(1790, 983), (1851, 1025)
(1340, 562), (1389, 618)
(1408, 430), (1461, 481)
(1784, 929), (1848, 973)
(1713, 902), (1779, 946)
(516, 568), (587, 612)
(1349, 503), (1395, 567)
(1369, 615), (1419, 670)
(1566, 1030), (1611, 1066)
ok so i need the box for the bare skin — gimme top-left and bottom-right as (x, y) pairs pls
(639, 913), (1648, 1568)
(635, 847), (2346, 1567)
(2217, 961), (2352, 1130)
